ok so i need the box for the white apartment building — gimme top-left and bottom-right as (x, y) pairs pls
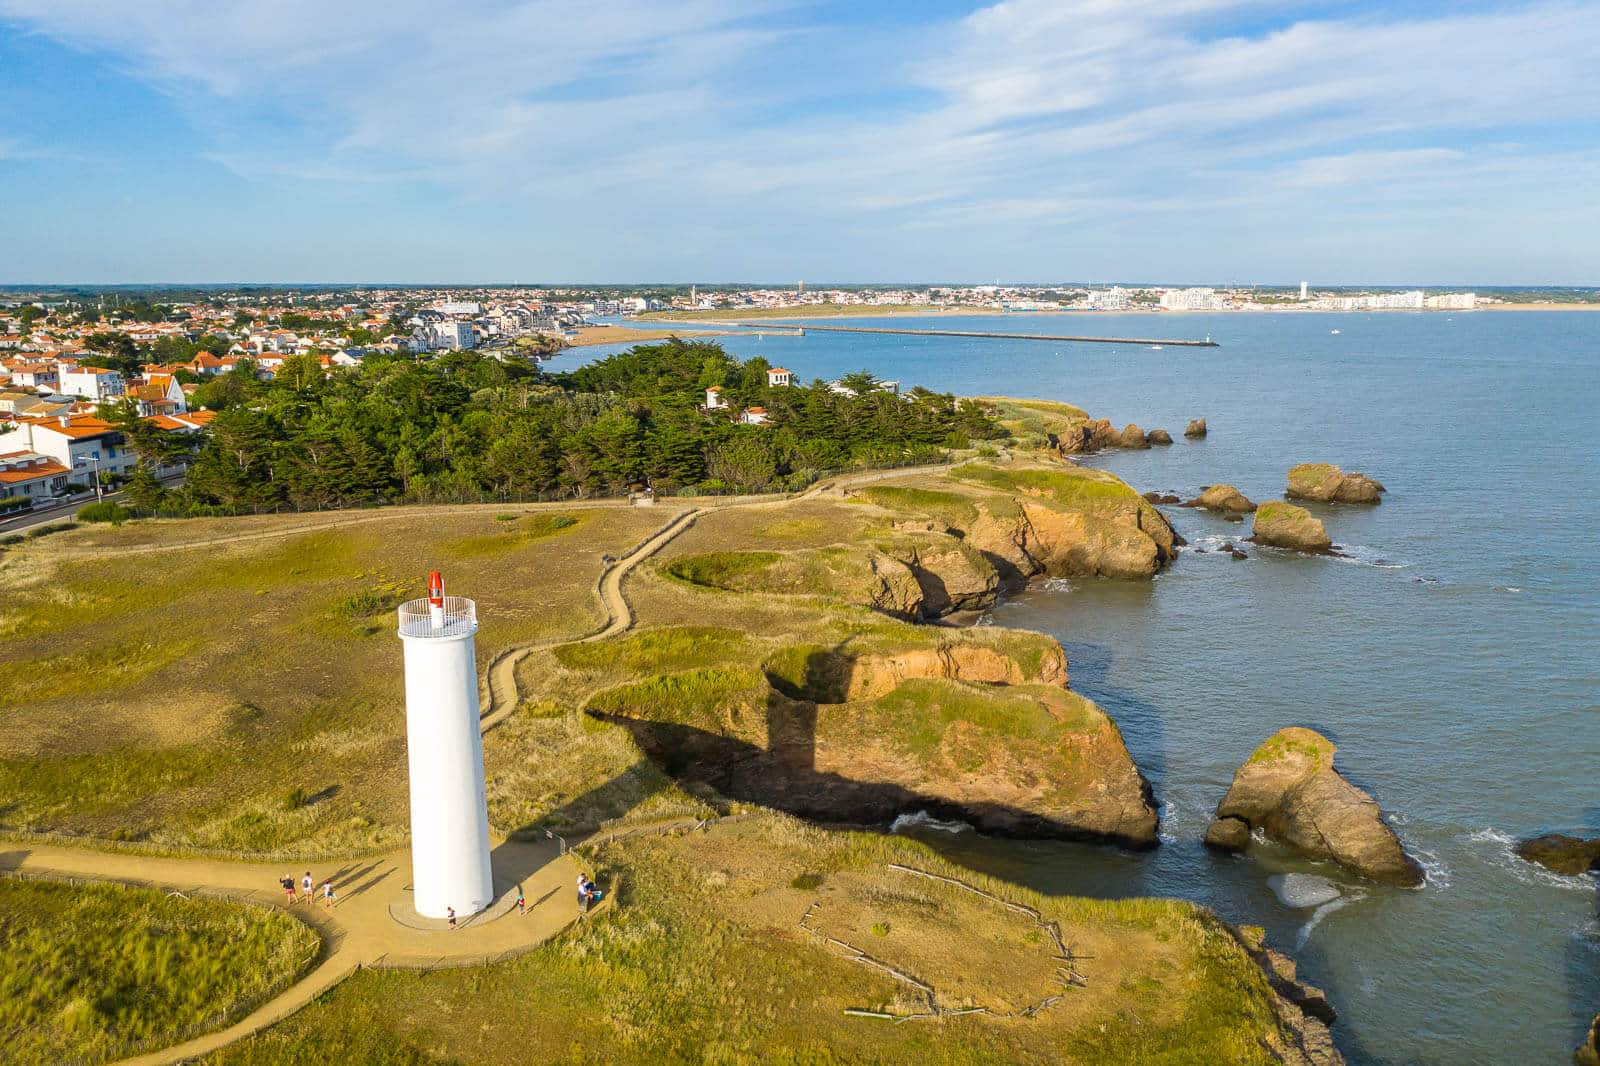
(1159, 287), (1228, 311)
(19, 413), (138, 482)
(1424, 292), (1477, 310)
(56, 363), (126, 401)
(1086, 287), (1132, 311)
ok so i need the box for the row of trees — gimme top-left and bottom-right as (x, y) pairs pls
(142, 339), (1000, 513)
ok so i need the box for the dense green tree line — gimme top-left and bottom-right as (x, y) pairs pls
(149, 339), (999, 513)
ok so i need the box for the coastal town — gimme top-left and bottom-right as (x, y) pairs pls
(0, 279), (1538, 515)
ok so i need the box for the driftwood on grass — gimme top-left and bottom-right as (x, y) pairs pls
(798, 864), (1091, 1022)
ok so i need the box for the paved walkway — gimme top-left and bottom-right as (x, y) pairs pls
(1, 837), (582, 1066)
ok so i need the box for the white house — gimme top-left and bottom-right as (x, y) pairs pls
(705, 385), (727, 409)
(19, 413), (138, 482)
(56, 364), (126, 402)
(766, 367), (792, 387)
(0, 449), (72, 501)
(740, 406), (769, 425)
(127, 373), (187, 416)
(7, 362), (58, 390)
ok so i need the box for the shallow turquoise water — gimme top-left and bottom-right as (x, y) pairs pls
(560, 311), (1599, 1063)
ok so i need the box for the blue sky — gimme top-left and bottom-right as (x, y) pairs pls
(2, 0), (1597, 284)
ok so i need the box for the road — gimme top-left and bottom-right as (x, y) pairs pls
(0, 474), (185, 535)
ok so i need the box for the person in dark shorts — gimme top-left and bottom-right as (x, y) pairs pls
(447, 906), (458, 930)
(281, 875), (297, 903)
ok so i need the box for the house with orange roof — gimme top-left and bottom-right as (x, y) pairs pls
(705, 385), (727, 409)
(0, 450), (72, 503)
(766, 367), (793, 387)
(127, 373), (187, 416)
(185, 351), (230, 376)
(17, 413), (135, 482)
(739, 406), (769, 426)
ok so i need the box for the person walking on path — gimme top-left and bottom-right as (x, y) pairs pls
(302, 871), (313, 903)
(447, 906), (457, 931)
(280, 875), (297, 904)
(321, 879), (336, 910)
(576, 873), (590, 914)
(516, 885), (526, 916)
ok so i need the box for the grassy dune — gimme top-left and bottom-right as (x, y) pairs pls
(203, 816), (1301, 1066)
(0, 504), (666, 855)
(0, 878), (319, 1065)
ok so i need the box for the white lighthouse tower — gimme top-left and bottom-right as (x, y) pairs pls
(396, 571), (495, 918)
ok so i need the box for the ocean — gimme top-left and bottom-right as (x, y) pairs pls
(556, 310), (1599, 1064)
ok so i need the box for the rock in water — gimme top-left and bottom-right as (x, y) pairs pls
(1252, 501), (1333, 553)
(1119, 423), (1151, 449)
(1286, 463), (1385, 505)
(1185, 483), (1257, 513)
(1146, 428), (1173, 445)
(1267, 873), (1342, 909)
(1576, 1011), (1600, 1066)
(1184, 418), (1208, 438)
(1514, 833), (1600, 876)
(1205, 727), (1424, 887)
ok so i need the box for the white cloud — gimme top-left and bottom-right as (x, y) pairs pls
(3, 0), (1599, 278)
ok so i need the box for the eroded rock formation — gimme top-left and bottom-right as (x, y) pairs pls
(1185, 484), (1257, 513)
(1146, 428), (1173, 445)
(1286, 463), (1385, 505)
(1252, 501), (1333, 553)
(1119, 423), (1151, 449)
(1205, 727), (1423, 887)
(1185, 418), (1208, 438)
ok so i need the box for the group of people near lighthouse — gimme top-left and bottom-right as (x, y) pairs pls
(278, 870), (336, 909)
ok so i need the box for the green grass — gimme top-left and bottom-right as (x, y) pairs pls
(860, 486), (979, 525)
(446, 513), (579, 557)
(0, 877), (319, 1065)
(584, 666), (770, 733)
(1245, 729), (1334, 766)
(663, 551), (783, 589)
(0, 637), (199, 708)
(0, 743), (229, 821)
(951, 463), (1140, 506)
(552, 626), (752, 675)
(869, 679), (1072, 759)
(1253, 500), (1308, 522)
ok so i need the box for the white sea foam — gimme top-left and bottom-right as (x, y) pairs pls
(1156, 798), (1179, 844)
(1414, 847), (1452, 890)
(1327, 544), (1408, 569)
(1494, 585), (1522, 593)
(1038, 577), (1075, 593)
(890, 810), (971, 835)
(1460, 826), (1598, 893)
(1268, 873), (1342, 909)
(1296, 894), (1360, 950)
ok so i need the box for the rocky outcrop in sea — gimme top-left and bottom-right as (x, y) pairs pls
(1286, 463), (1385, 505)
(1251, 501), (1333, 552)
(1205, 727), (1423, 887)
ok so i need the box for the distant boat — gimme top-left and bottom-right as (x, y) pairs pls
(1149, 345), (1163, 350)
(1330, 329), (1342, 334)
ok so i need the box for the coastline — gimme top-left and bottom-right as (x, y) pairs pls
(639, 303), (1600, 324)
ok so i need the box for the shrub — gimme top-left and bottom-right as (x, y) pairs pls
(77, 501), (133, 524)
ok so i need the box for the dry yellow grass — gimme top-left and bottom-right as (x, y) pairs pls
(0, 503), (667, 855)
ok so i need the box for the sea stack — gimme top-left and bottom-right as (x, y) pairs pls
(1185, 484), (1257, 513)
(1184, 418), (1208, 438)
(1286, 463), (1385, 505)
(1251, 501), (1332, 552)
(1119, 423), (1151, 449)
(1205, 727), (1424, 887)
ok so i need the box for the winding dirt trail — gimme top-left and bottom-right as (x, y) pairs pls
(5, 462), (953, 1064)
